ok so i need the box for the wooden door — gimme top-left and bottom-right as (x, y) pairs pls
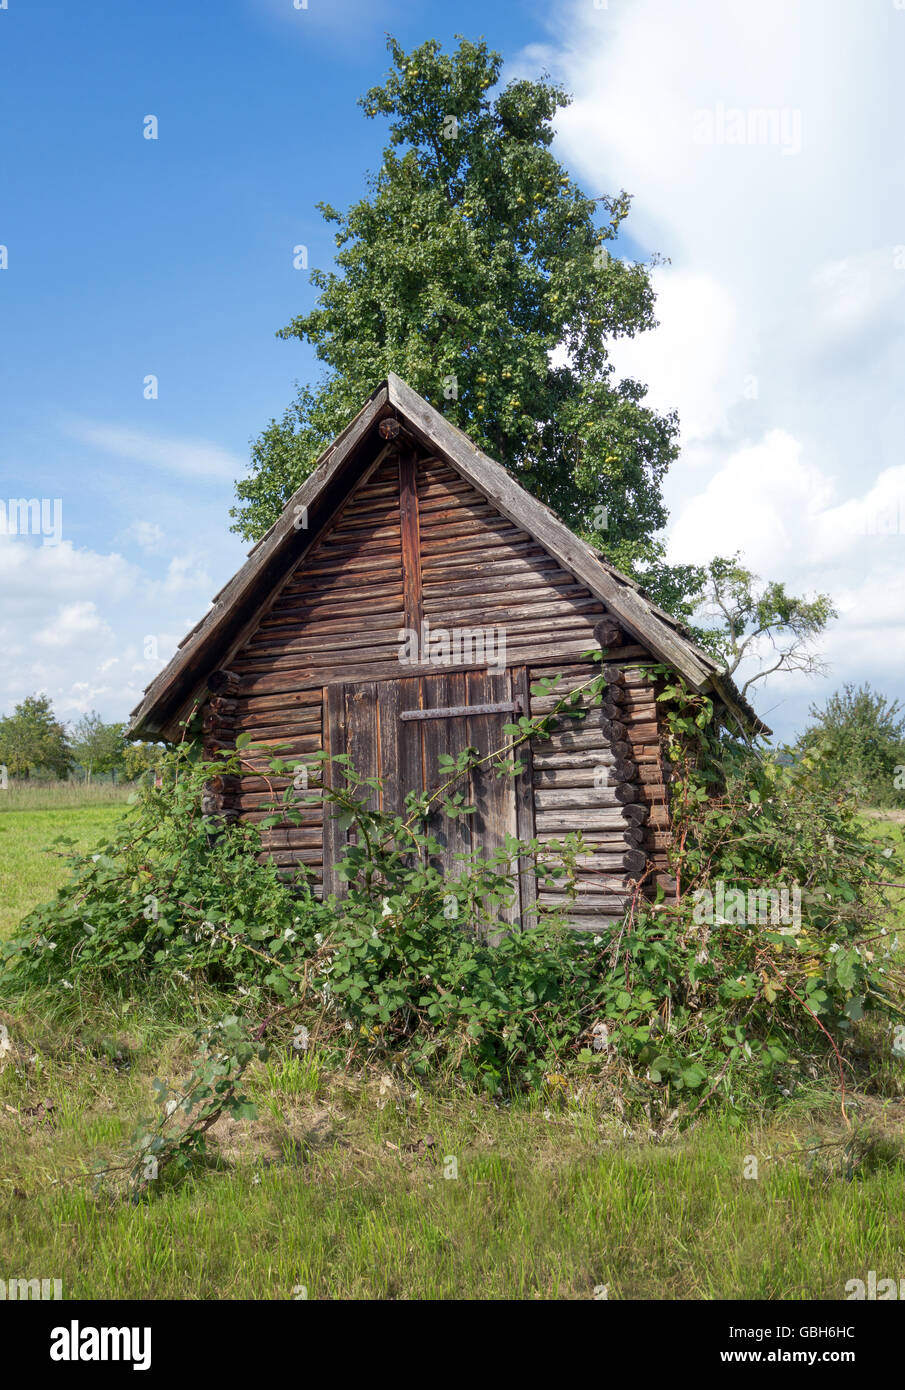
(323, 668), (536, 929)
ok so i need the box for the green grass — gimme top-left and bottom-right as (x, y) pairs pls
(1, 797), (904, 1300)
(0, 803), (128, 939)
(0, 779), (133, 813)
(2, 996), (904, 1300)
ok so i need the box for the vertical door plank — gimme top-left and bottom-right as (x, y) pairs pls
(346, 681), (379, 811)
(511, 665), (537, 928)
(323, 683), (348, 899)
(467, 669), (520, 935)
(378, 675), (423, 816)
(398, 450), (423, 636)
(377, 677), (403, 817)
(422, 672), (472, 885)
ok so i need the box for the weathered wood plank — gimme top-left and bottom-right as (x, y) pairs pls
(423, 672), (472, 883)
(322, 684), (348, 899)
(511, 665), (537, 928)
(399, 449), (423, 636)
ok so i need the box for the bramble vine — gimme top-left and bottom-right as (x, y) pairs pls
(2, 663), (902, 1193)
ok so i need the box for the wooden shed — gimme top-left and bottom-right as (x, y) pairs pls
(128, 374), (760, 930)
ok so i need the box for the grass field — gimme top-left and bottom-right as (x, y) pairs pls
(0, 802), (129, 939)
(1, 791), (904, 1299)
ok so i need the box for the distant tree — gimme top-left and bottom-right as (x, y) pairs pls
(70, 712), (126, 783)
(0, 694), (71, 779)
(231, 35), (703, 620)
(693, 555), (837, 699)
(122, 740), (164, 785)
(796, 683), (905, 807)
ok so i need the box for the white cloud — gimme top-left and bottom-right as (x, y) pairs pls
(34, 601), (114, 650)
(529, 0), (905, 738)
(64, 420), (248, 483)
(0, 532), (221, 726)
(120, 520), (167, 554)
(0, 539), (135, 620)
(149, 555), (214, 599)
(667, 430), (836, 571)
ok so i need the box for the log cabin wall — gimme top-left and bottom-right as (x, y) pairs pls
(524, 660), (675, 931)
(234, 452), (407, 696)
(416, 456), (611, 661)
(198, 439), (675, 918)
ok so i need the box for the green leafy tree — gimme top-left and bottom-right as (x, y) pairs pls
(122, 740), (165, 784)
(231, 36), (702, 618)
(70, 712), (126, 783)
(796, 683), (905, 808)
(0, 694), (71, 779)
(692, 554), (836, 699)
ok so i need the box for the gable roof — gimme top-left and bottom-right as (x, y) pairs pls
(127, 373), (767, 740)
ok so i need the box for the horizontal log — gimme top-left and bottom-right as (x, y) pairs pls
(537, 875), (634, 897)
(421, 550), (558, 578)
(236, 774), (323, 794)
(529, 662), (627, 687)
(230, 719), (323, 741)
(207, 697), (238, 717)
(593, 619), (626, 649)
(540, 731), (632, 757)
(538, 706), (625, 733)
(537, 827), (644, 847)
(422, 568), (576, 599)
(268, 576), (404, 609)
(246, 625), (401, 659)
(258, 848), (324, 866)
(538, 895), (631, 912)
(235, 790), (323, 811)
(202, 722), (233, 742)
(420, 522), (525, 551)
(241, 808), (324, 826)
(207, 669), (240, 696)
(258, 608), (404, 639)
(559, 917), (628, 932)
(539, 849), (647, 874)
(282, 565), (403, 599)
(533, 785), (638, 810)
(421, 594), (600, 626)
(532, 765), (636, 788)
(535, 810), (638, 832)
(535, 857), (634, 879)
(235, 689), (324, 714)
(259, 826), (324, 849)
(251, 596), (406, 629)
(531, 749), (631, 772)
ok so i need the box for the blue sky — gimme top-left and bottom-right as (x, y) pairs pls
(0, 0), (539, 535)
(1, 0), (903, 742)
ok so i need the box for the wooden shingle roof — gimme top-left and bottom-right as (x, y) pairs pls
(128, 374), (766, 739)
